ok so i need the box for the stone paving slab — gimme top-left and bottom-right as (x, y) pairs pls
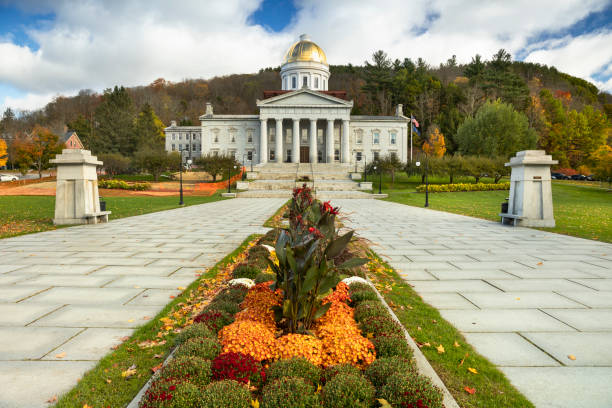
(0, 198), (284, 407)
(521, 332), (612, 366)
(334, 199), (612, 408)
(462, 332), (560, 366)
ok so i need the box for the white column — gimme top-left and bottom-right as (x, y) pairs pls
(341, 119), (350, 163)
(326, 119), (334, 163)
(292, 119), (300, 163)
(275, 118), (283, 163)
(260, 119), (267, 164)
(309, 119), (318, 164)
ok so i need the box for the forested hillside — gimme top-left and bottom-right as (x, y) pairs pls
(1, 49), (610, 172)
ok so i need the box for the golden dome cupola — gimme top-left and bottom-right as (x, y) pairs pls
(280, 34), (330, 91)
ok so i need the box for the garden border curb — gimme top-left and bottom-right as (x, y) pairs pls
(343, 276), (460, 408)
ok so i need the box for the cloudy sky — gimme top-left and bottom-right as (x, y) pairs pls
(1, 0), (611, 114)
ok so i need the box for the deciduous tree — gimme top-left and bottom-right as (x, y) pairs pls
(0, 139), (7, 168)
(134, 103), (166, 151)
(422, 125), (446, 157)
(14, 125), (63, 178)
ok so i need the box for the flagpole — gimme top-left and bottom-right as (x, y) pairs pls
(410, 112), (413, 162)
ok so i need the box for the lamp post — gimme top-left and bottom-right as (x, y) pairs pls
(179, 150), (185, 206)
(227, 165), (237, 193)
(364, 154), (367, 182)
(353, 149), (357, 173)
(242, 153), (247, 181)
(415, 158), (429, 207)
(251, 150), (256, 172)
(373, 165), (382, 194)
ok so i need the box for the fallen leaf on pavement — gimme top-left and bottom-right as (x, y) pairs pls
(177, 287), (185, 290)
(46, 395), (58, 403)
(120, 336), (130, 342)
(464, 386), (476, 395)
(127, 319), (134, 323)
(568, 354), (576, 360)
(55, 352), (66, 359)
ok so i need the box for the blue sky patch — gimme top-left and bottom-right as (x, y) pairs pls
(249, 0), (298, 32)
(0, 5), (54, 51)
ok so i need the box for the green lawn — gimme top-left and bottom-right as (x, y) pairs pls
(0, 194), (226, 239)
(371, 173), (612, 243)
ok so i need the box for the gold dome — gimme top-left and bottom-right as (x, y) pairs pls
(283, 34), (328, 65)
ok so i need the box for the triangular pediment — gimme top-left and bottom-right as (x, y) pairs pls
(257, 89), (352, 107)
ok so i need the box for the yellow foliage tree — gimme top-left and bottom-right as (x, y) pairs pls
(0, 139), (7, 168)
(422, 126), (446, 157)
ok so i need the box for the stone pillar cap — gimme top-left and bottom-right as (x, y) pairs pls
(505, 150), (558, 167)
(50, 149), (103, 166)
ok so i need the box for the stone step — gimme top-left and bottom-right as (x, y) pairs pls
(237, 190), (376, 199)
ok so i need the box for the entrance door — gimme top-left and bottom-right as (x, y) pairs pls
(300, 146), (310, 163)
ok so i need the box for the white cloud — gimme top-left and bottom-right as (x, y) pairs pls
(0, 91), (57, 113)
(0, 0), (611, 113)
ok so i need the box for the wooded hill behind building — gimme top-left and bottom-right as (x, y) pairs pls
(0, 49), (610, 173)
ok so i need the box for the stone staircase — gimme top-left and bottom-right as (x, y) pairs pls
(237, 163), (374, 199)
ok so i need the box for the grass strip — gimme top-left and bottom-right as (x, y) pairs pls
(56, 234), (260, 408)
(364, 250), (535, 408)
(263, 200), (289, 228)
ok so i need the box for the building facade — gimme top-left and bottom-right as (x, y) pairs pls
(164, 34), (409, 168)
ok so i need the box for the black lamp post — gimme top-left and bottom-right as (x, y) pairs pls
(378, 165), (382, 194)
(179, 150), (185, 206)
(227, 165), (237, 193)
(250, 150), (256, 172)
(353, 149), (357, 173)
(415, 158), (429, 207)
(242, 153), (247, 181)
(364, 154), (367, 182)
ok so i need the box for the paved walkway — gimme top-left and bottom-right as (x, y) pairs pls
(336, 199), (612, 408)
(0, 198), (284, 408)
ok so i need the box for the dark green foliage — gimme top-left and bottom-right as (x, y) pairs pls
(94, 86), (136, 155)
(206, 299), (240, 316)
(353, 301), (388, 323)
(348, 282), (375, 295)
(321, 374), (375, 408)
(132, 148), (176, 182)
(266, 357), (322, 386)
(174, 337), (221, 360)
(232, 264), (260, 280)
(254, 272), (276, 284)
(350, 289), (378, 304)
(97, 153), (131, 177)
(259, 229), (279, 246)
(174, 323), (215, 346)
(195, 153), (240, 182)
(358, 315), (404, 337)
(365, 356), (415, 388)
(159, 356), (212, 388)
(193, 309), (234, 332)
(322, 364), (362, 384)
(372, 333), (413, 359)
(212, 286), (248, 304)
(261, 377), (319, 408)
(201, 380), (251, 408)
(140, 379), (200, 408)
(381, 372), (444, 408)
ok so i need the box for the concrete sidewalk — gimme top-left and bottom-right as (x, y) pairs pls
(336, 199), (612, 408)
(0, 198), (284, 408)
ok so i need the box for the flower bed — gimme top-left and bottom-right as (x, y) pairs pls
(99, 179), (151, 190)
(416, 182), (510, 193)
(138, 185), (445, 407)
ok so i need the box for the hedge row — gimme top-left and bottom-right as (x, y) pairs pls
(416, 182), (510, 193)
(98, 179), (151, 190)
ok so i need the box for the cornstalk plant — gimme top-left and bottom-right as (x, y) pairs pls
(266, 185), (367, 333)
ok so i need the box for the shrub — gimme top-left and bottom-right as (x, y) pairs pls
(261, 377), (319, 408)
(212, 352), (263, 385)
(258, 229), (278, 246)
(365, 356), (415, 388)
(232, 264), (260, 280)
(159, 356), (212, 388)
(274, 334), (324, 366)
(372, 333), (412, 359)
(381, 372), (444, 408)
(193, 309), (234, 332)
(139, 379), (200, 408)
(98, 179), (151, 190)
(266, 357), (322, 385)
(358, 315), (404, 338)
(321, 373), (375, 408)
(219, 320), (277, 362)
(348, 282), (374, 294)
(206, 300), (241, 316)
(213, 286), (249, 304)
(201, 380), (251, 408)
(174, 323), (216, 346)
(322, 363), (362, 384)
(350, 289), (378, 304)
(353, 301), (388, 323)
(254, 272), (275, 284)
(416, 182), (510, 193)
(174, 337), (222, 360)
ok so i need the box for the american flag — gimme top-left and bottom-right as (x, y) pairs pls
(411, 116), (419, 127)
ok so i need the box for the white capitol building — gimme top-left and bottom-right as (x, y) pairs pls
(164, 34), (409, 169)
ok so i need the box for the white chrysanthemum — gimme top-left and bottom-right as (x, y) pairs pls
(228, 278), (255, 288)
(341, 276), (373, 287)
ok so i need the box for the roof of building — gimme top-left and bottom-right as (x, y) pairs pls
(262, 90), (347, 100)
(283, 34), (328, 65)
(350, 115), (408, 121)
(61, 130), (77, 142)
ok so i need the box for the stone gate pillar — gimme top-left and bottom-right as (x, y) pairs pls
(502, 150), (558, 227)
(51, 149), (110, 225)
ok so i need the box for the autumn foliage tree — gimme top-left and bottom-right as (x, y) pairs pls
(14, 125), (63, 178)
(422, 125), (446, 157)
(0, 139), (7, 168)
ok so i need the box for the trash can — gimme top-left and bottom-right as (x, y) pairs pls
(501, 202), (508, 214)
(100, 200), (106, 211)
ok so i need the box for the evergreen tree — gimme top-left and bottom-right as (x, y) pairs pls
(363, 50), (394, 115)
(94, 86), (136, 155)
(66, 114), (92, 149)
(134, 103), (166, 151)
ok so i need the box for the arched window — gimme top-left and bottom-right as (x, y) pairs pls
(292, 76), (297, 89)
(302, 76), (308, 87)
(314, 77), (319, 88)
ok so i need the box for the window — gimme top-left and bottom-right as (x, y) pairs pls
(301, 128), (308, 144)
(317, 128), (323, 145)
(373, 131), (380, 145)
(230, 130), (236, 143)
(292, 76), (297, 89)
(302, 76), (308, 87)
(323, 79), (326, 89)
(269, 127), (275, 143)
(373, 151), (380, 161)
(185, 133), (189, 140)
(334, 149), (340, 161)
(355, 129), (363, 144)
(390, 152), (397, 160)
(247, 130), (253, 143)
(229, 150), (236, 159)
(390, 132), (397, 145)
(212, 150), (219, 156)
(172, 144), (176, 151)
(247, 150), (253, 161)
(315, 77), (319, 88)
(197, 144), (200, 151)
(356, 151), (362, 161)
(192, 144), (196, 151)
(287, 149), (292, 162)
(270, 150), (275, 160)
(179, 134), (182, 140)
(172, 134), (176, 140)
(179, 144), (183, 150)
(212, 129), (219, 143)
